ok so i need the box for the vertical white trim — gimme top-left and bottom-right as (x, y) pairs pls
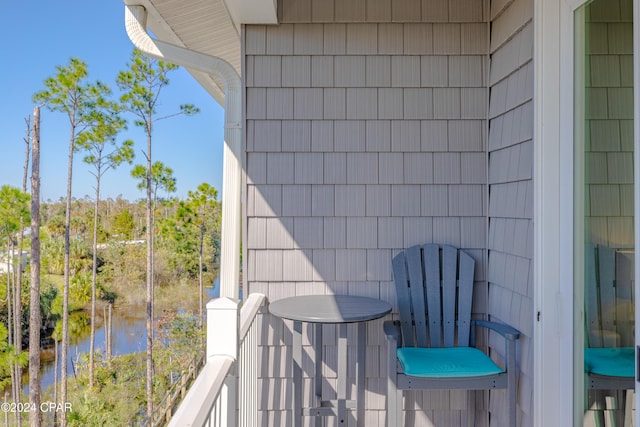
(534, 0), (563, 423)
(634, 0), (640, 422)
(534, 0), (587, 425)
(572, 7), (586, 424)
(240, 24), (249, 299)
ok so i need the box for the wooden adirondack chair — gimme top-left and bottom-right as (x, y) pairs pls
(584, 245), (634, 426)
(385, 244), (520, 426)
(585, 244), (634, 390)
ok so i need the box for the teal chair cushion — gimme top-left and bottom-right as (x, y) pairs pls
(584, 347), (634, 378)
(397, 347), (504, 378)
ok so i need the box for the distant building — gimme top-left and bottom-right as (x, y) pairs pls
(0, 249), (28, 274)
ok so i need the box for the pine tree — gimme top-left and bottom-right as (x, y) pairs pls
(117, 49), (198, 417)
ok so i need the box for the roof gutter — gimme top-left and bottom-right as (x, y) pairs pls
(124, 3), (242, 300)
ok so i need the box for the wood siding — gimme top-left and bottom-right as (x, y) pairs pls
(487, 0), (533, 426)
(240, 0), (546, 425)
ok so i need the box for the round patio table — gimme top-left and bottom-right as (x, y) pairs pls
(269, 295), (392, 427)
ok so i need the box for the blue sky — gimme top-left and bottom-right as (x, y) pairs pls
(1, 1), (225, 202)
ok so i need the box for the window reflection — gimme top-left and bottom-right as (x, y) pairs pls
(578, 0), (634, 424)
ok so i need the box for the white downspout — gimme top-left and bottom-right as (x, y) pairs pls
(124, 3), (242, 301)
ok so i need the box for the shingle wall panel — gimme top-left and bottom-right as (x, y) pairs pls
(421, 56), (449, 87)
(346, 217), (378, 248)
(379, 153), (405, 184)
(450, 0), (484, 22)
(432, 217), (461, 247)
(311, 0), (334, 22)
(421, 0), (449, 22)
(433, 23), (461, 54)
(311, 185), (335, 216)
(347, 153), (379, 184)
(282, 185), (312, 216)
(335, 185), (366, 216)
(311, 120), (334, 151)
(378, 24), (404, 53)
(323, 24), (346, 54)
(392, 0), (422, 22)
(294, 153), (323, 184)
(403, 217), (433, 247)
(391, 56), (421, 87)
(421, 185), (449, 216)
(266, 24), (294, 54)
(282, 0), (311, 22)
(421, 120), (449, 151)
(366, 0), (392, 21)
(366, 120), (391, 151)
(347, 88), (378, 119)
(282, 56), (310, 87)
(294, 24), (323, 54)
(378, 88), (404, 119)
(433, 153), (461, 184)
(366, 185), (391, 216)
(404, 153), (434, 184)
(311, 56), (334, 87)
(334, 120), (366, 151)
(335, 0), (366, 22)
(346, 24), (378, 54)
(324, 153), (347, 184)
(323, 88), (346, 119)
(266, 88), (294, 119)
(282, 120), (311, 151)
(433, 88), (461, 119)
(294, 88), (324, 119)
(366, 56), (392, 87)
(246, 15), (492, 425)
(247, 152), (267, 184)
(404, 23), (434, 54)
(391, 120), (422, 152)
(254, 56), (282, 87)
(267, 153), (294, 184)
(403, 88), (434, 119)
(294, 217), (324, 248)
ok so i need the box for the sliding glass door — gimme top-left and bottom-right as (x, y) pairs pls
(574, 0), (636, 424)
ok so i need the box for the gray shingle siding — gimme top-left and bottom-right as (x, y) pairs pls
(487, 0), (533, 425)
(245, 0), (497, 424)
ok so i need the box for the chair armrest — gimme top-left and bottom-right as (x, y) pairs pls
(473, 320), (520, 341)
(384, 320), (402, 376)
(382, 320), (402, 348)
(383, 320), (401, 346)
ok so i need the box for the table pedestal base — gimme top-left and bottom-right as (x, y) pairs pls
(292, 322), (366, 427)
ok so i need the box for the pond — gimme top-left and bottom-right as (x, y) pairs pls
(25, 280), (222, 394)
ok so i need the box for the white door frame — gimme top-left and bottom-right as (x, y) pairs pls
(534, 0), (577, 425)
(634, 0), (640, 423)
(534, 0), (640, 425)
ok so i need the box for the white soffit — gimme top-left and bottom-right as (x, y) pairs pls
(223, 0), (278, 26)
(128, 0), (245, 105)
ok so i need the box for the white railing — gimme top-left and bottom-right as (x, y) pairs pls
(168, 293), (267, 427)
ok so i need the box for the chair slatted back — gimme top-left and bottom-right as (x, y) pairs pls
(586, 245), (616, 348)
(586, 245), (634, 348)
(392, 244), (475, 348)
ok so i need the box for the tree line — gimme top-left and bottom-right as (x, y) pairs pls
(1, 49), (219, 426)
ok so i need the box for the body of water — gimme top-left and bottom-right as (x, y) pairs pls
(25, 280), (221, 394)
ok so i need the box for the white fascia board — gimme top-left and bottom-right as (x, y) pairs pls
(223, 0), (278, 27)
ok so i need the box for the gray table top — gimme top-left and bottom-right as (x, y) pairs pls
(269, 295), (392, 323)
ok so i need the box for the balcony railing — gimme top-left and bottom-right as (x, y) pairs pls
(168, 293), (267, 427)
